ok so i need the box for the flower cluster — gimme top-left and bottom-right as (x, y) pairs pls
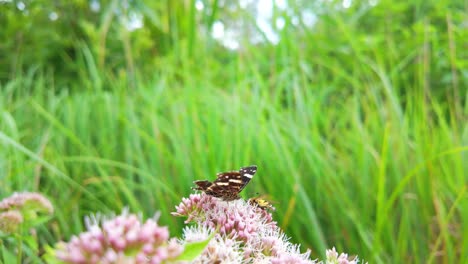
(325, 247), (364, 264)
(173, 193), (314, 263)
(0, 190), (366, 263)
(173, 194), (275, 242)
(173, 193), (368, 263)
(0, 192), (53, 233)
(55, 211), (184, 264)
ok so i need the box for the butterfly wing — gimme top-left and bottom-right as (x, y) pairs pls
(238, 165), (257, 190)
(210, 171), (244, 200)
(192, 165), (257, 201)
(193, 180), (212, 190)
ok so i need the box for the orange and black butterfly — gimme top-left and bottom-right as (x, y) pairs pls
(193, 165), (257, 201)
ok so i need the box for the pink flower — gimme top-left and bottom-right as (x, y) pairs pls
(173, 194), (276, 242)
(0, 192), (53, 234)
(325, 247), (366, 264)
(0, 210), (23, 233)
(191, 236), (243, 264)
(173, 194), (314, 263)
(271, 254), (314, 264)
(55, 211), (184, 264)
(172, 194), (215, 223)
(0, 192), (53, 215)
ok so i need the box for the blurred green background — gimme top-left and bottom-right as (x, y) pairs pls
(0, 0), (466, 263)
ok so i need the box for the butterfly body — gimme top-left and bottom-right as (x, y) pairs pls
(193, 165), (257, 201)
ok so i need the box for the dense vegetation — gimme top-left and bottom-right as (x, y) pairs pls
(0, 0), (466, 263)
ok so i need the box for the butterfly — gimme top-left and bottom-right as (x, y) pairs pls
(192, 165), (257, 201)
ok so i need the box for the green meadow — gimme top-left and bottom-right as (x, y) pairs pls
(0, 1), (466, 263)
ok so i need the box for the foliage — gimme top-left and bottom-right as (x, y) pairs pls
(0, 0), (466, 263)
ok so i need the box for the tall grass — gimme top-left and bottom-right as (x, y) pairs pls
(0, 1), (466, 264)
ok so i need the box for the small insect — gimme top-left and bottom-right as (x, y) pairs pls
(248, 195), (275, 211)
(192, 165), (257, 201)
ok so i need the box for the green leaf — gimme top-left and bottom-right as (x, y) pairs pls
(175, 232), (214, 261)
(1, 243), (17, 264)
(42, 244), (63, 264)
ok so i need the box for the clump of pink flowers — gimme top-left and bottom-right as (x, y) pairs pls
(173, 193), (367, 263)
(325, 247), (363, 264)
(0, 192), (53, 233)
(50, 193), (366, 263)
(173, 194), (305, 263)
(173, 194), (275, 243)
(55, 211), (184, 264)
